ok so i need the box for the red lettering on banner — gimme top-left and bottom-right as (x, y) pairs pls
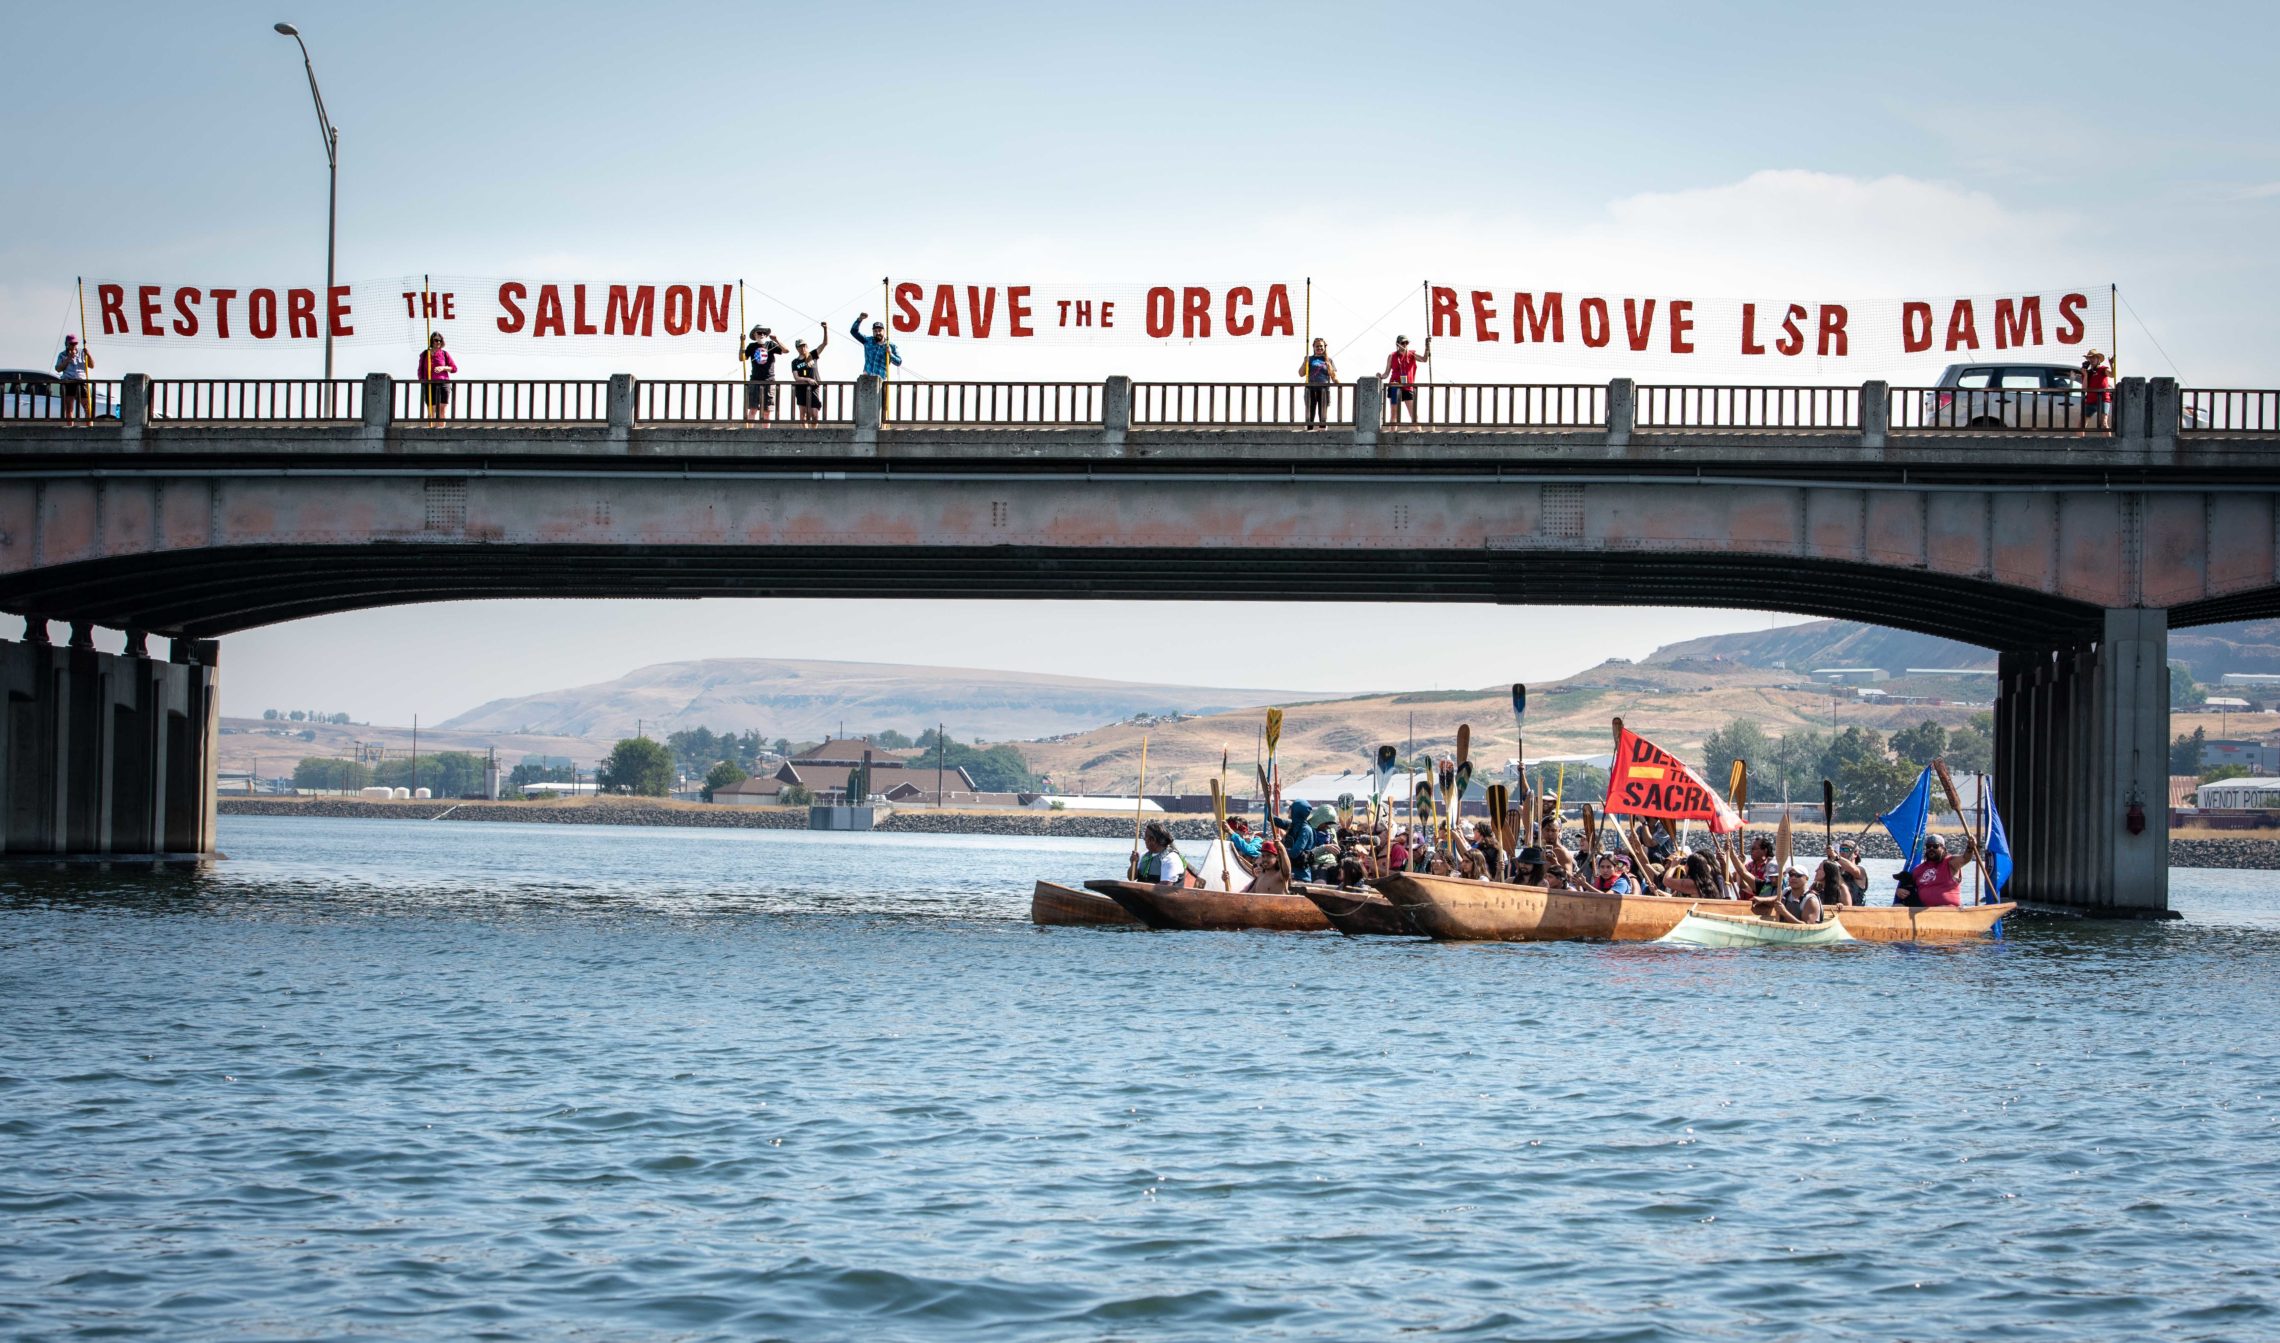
(441, 293), (456, 320)
(173, 287), (202, 337)
(1993, 297), (2041, 349)
(534, 286), (567, 338)
(1008, 285), (1033, 337)
(1071, 299), (1088, 327)
(1145, 287), (1174, 339)
(1260, 285), (1294, 338)
(1470, 290), (1500, 342)
(1775, 303), (1807, 357)
(1817, 304), (1849, 357)
(1623, 298), (1656, 352)
(403, 292), (419, 317)
(1669, 299), (1695, 354)
(1944, 299), (1979, 352)
(892, 282), (923, 333)
(1429, 286), (1461, 338)
(1902, 301), (1932, 353)
(695, 285), (730, 334)
(1055, 299), (1071, 327)
(287, 288), (317, 338)
(1100, 300), (1115, 329)
(138, 285), (164, 337)
(928, 285), (961, 337)
(1741, 303), (1766, 355)
(249, 289), (278, 339)
(1182, 286), (1212, 338)
(662, 285), (693, 336)
(1225, 287), (1255, 336)
(210, 289), (236, 338)
(1514, 292), (1562, 344)
(572, 285), (599, 336)
(497, 283), (528, 333)
(98, 284), (127, 336)
(968, 286), (998, 338)
(604, 284), (652, 335)
(2055, 292), (2087, 344)
(328, 285), (354, 337)
(1579, 298), (1610, 348)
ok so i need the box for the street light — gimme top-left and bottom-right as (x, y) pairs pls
(272, 22), (339, 385)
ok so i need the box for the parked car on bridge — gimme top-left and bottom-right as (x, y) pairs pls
(0, 370), (117, 421)
(1920, 362), (2204, 431)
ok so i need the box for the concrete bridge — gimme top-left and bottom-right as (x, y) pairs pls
(4, 370), (2277, 913)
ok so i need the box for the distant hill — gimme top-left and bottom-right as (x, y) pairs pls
(437, 657), (1344, 744)
(1647, 620), (1993, 673)
(2171, 619), (2280, 684)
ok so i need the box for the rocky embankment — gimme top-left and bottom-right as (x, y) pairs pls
(217, 799), (2280, 869)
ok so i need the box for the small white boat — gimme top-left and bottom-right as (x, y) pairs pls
(1659, 906), (1855, 948)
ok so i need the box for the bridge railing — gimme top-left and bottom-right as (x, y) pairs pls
(1391, 383), (1606, 429)
(0, 378), (123, 422)
(1888, 386), (2108, 433)
(392, 379), (610, 425)
(1133, 382), (1351, 427)
(1636, 384), (1860, 430)
(639, 379), (857, 425)
(884, 381), (1101, 426)
(2182, 390), (2278, 434)
(149, 378), (364, 423)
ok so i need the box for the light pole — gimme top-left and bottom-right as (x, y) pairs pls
(273, 22), (338, 385)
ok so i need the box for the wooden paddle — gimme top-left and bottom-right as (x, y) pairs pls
(1210, 776), (1231, 890)
(1129, 734), (1149, 879)
(1930, 758), (1996, 896)
(1728, 757), (1750, 875)
(1487, 782), (1511, 857)
(1821, 778), (1836, 861)
(1415, 781), (1435, 864)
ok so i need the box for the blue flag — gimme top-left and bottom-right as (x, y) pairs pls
(1984, 794), (2013, 898)
(1880, 767), (1933, 864)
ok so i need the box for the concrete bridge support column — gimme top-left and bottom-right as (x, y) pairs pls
(0, 633), (219, 861)
(1995, 608), (2169, 914)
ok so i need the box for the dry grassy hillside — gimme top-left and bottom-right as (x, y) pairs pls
(1021, 660), (1997, 793)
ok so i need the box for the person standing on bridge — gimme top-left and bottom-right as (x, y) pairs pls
(791, 327), (831, 428)
(2081, 349), (2113, 431)
(850, 313), (903, 380)
(742, 325), (786, 425)
(1382, 335), (1429, 428)
(54, 334), (92, 424)
(1299, 337), (1339, 430)
(417, 333), (457, 422)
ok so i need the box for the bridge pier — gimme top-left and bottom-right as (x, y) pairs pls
(1996, 608), (2170, 915)
(0, 631), (219, 862)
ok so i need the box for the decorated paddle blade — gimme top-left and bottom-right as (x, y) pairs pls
(1455, 723), (1472, 768)
(1454, 760), (1474, 798)
(1336, 792), (1355, 826)
(1511, 683), (1526, 721)
(1265, 708), (1284, 753)
(1375, 744), (1398, 787)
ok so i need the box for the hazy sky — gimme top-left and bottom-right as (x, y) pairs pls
(7, 1), (2275, 723)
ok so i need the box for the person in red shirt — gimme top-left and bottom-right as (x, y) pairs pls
(2081, 349), (2113, 430)
(1382, 335), (1430, 428)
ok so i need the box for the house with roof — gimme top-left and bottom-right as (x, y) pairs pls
(711, 738), (978, 805)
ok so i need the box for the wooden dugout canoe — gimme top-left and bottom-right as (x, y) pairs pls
(1830, 901), (2014, 942)
(1373, 871), (1753, 942)
(1085, 879), (1334, 933)
(1031, 880), (1142, 927)
(1660, 907), (1855, 948)
(1297, 883), (1417, 937)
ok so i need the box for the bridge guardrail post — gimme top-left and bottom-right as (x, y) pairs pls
(2147, 377), (2179, 453)
(1860, 380), (1889, 448)
(362, 374), (392, 446)
(853, 375), (881, 452)
(1353, 376), (1381, 447)
(2114, 376), (2148, 450)
(1103, 375), (1131, 447)
(608, 375), (636, 444)
(120, 374), (150, 444)
(1607, 378), (1635, 447)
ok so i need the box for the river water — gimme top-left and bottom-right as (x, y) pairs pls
(3, 816), (2276, 1341)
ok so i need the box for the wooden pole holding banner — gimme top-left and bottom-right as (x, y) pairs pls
(75, 278), (93, 417)
(738, 281), (747, 378)
(879, 276), (891, 427)
(421, 274), (434, 421)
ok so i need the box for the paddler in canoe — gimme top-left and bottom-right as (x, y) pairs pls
(1128, 821), (1195, 888)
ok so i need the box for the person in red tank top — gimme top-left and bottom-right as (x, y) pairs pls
(1382, 336), (1430, 428)
(1907, 833), (1976, 907)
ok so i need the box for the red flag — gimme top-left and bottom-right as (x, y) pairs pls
(1606, 724), (1743, 833)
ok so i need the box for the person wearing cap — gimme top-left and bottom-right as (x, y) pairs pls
(2080, 349), (2114, 430)
(1382, 335), (1430, 428)
(1906, 832), (1976, 908)
(1826, 841), (1869, 904)
(850, 312), (904, 379)
(742, 325), (788, 425)
(54, 334), (92, 423)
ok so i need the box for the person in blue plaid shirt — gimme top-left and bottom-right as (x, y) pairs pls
(850, 313), (904, 377)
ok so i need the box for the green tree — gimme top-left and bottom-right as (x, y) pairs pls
(1768, 729), (1828, 799)
(1947, 713), (1994, 775)
(1700, 719), (1772, 789)
(508, 760), (575, 789)
(702, 760), (749, 802)
(2171, 663), (2207, 710)
(292, 756), (370, 792)
(1821, 726), (1917, 823)
(781, 783), (813, 806)
(1888, 720), (1949, 766)
(2171, 726), (2207, 775)
(916, 732), (1041, 792)
(598, 737), (674, 796)
(2200, 762), (2252, 784)
(372, 751), (487, 798)
(871, 728), (914, 750)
